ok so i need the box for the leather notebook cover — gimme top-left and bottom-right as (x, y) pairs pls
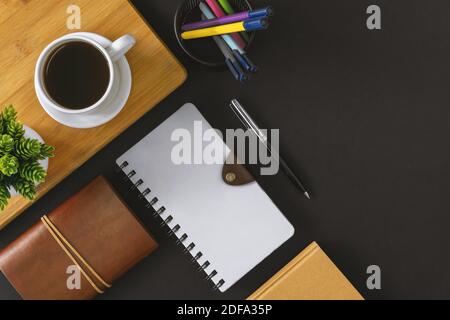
(248, 242), (364, 300)
(0, 176), (158, 300)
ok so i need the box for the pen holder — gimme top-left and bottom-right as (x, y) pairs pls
(174, 0), (255, 68)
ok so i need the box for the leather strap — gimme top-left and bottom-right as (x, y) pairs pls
(222, 153), (256, 186)
(40, 215), (111, 294)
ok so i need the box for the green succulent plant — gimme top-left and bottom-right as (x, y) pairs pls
(19, 161), (47, 184)
(15, 137), (42, 160)
(0, 154), (19, 176)
(6, 121), (25, 141)
(0, 184), (11, 211)
(38, 144), (55, 161)
(0, 135), (14, 154)
(2, 105), (17, 124)
(13, 178), (36, 201)
(0, 105), (55, 210)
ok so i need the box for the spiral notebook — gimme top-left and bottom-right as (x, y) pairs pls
(116, 103), (295, 292)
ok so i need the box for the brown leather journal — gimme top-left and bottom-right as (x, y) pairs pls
(0, 176), (158, 300)
(248, 242), (363, 300)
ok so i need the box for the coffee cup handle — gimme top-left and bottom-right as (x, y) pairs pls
(106, 34), (136, 62)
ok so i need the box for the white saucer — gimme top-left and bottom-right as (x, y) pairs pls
(35, 32), (132, 129)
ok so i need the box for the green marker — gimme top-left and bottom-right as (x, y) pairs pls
(217, 0), (250, 41)
(218, 0), (234, 14)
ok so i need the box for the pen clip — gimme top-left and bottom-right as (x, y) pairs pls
(230, 99), (266, 141)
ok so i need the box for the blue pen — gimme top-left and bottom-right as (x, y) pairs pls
(241, 53), (258, 73)
(232, 50), (258, 73)
(226, 58), (248, 82)
(213, 37), (247, 82)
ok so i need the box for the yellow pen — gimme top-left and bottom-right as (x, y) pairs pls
(181, 18), (268, 40)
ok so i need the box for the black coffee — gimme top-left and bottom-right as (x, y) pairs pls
(44, 41), (110, 110)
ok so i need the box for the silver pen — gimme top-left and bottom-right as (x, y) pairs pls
(229, 99), (311, 199)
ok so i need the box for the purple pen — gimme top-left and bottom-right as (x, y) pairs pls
(182, 6), (273, 31)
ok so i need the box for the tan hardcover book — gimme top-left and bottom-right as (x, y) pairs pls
(0, 176), (158, 300)
(248, 242), (363, 300)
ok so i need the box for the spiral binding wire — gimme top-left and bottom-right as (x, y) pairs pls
(117, 161), (225, 291)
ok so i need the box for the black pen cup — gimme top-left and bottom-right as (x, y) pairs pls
(174, 0), (255, 68)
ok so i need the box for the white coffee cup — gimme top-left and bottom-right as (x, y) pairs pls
(35, 33), (135, 114)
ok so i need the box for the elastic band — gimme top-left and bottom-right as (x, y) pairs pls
(41, 215), (111, 294)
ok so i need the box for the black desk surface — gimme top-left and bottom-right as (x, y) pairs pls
(1, 0), (450, 300)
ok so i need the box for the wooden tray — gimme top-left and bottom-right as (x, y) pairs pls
(0, 0), (187, 229)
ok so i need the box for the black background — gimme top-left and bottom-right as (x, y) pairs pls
(1, 0), (450, 300)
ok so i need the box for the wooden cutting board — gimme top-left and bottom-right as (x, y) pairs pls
(0, 0), (187, 229)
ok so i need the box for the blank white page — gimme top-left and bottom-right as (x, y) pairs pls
(117, 103), (294, 292)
